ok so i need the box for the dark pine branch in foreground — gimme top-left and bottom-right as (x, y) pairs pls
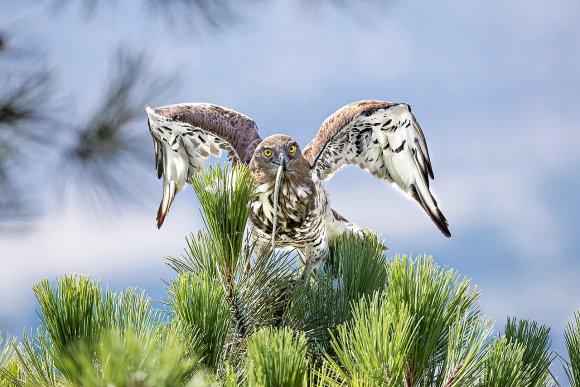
(58, 49), (174, 213)
(0, 24), (175, 229)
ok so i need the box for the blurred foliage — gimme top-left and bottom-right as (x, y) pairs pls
(0, 20), (173, 229)
(60, 328), (202, 387)
(45, 0), (394, 33)
(1, 164), (578, 386)
(60, 50), (173, 212)
(144, 0), (255, 32)
(0, 65), (55, 226)
(48, 0), (250, 30)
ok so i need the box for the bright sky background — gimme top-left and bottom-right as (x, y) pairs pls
(1, 0), (580, 382)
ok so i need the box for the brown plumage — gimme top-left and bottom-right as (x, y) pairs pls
(146, 100), (451, 279)
(146, 104), (261, 228)
(249, 135), (316, 234)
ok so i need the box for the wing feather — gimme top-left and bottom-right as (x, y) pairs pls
(303, 100), (450, 237)
(146, 103), (262, 228)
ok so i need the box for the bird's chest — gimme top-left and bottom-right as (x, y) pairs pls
(249, 179), (319, 236)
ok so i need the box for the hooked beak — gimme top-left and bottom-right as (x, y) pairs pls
(279, 153), (289, 171)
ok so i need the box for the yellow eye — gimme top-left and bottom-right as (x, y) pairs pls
(288, 145), (296, 154)
(263, 149), (272, 157)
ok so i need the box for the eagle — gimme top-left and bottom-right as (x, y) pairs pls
(146, 101), (450, 279)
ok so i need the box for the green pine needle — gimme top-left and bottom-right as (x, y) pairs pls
(33, 275), (104, 376)
(564, 311), (580, 386)
(325, 292), (417, 386)
(386, 255), (481, 385)
(284, 232), (389, 357)
(442, 314), (493, 386)
(246, 327), (308, 387)
(283, 275), (343, 356)
(32, 275), (163, 382)
(11, 327), (61, 386)
(505, 317), (553, 386)
(168, 271), (230, 372)
(327, 232), (388, 300)
(0, 332), (20, 385)
(483, 337), (527, 387)
(60, 327), (201, 387)
(190, 163), (254, 277)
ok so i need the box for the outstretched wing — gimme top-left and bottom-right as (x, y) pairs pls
(146, 103), (262, 228)
(303, 100), (450, 237)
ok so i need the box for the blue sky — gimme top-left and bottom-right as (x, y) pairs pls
(1, 0), (580, 381)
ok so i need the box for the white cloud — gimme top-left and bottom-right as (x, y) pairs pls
(442, 111), (580, 257)
(152, 1), (414, 106)
(480, 268), (580, 330)
(0, 196), (202, 332)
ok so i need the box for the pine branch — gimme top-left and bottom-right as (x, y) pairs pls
(505, 317), (553, 386)
(246, 327), (308, 387)
(441, 315), (493, 386)
(0, 69), (55, 225)
(483, 337), (527, 387)
(60, 48), (174, 213)
(283, 233), (389, 358)
(386, 256), (481, 385)
(32, 275), (165, 382)
(564, 311), (580, 386)
(0, 332), (20, 385)
(167, 271), (230, 372)
(190, 164), (254, 275)
(47, 0), (255, 32)
(324, 292), (417, 386)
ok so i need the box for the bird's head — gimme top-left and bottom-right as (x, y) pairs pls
(250, 135), (309, 183)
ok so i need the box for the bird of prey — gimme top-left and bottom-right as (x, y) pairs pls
(146, 101), (450, 279)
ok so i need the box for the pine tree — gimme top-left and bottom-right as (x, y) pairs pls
(0, 163), (578, 386)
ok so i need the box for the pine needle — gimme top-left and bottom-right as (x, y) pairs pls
(246, 327), (308, 387)
(564, 312), (580, 386)
(505, 317), (553, 386)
